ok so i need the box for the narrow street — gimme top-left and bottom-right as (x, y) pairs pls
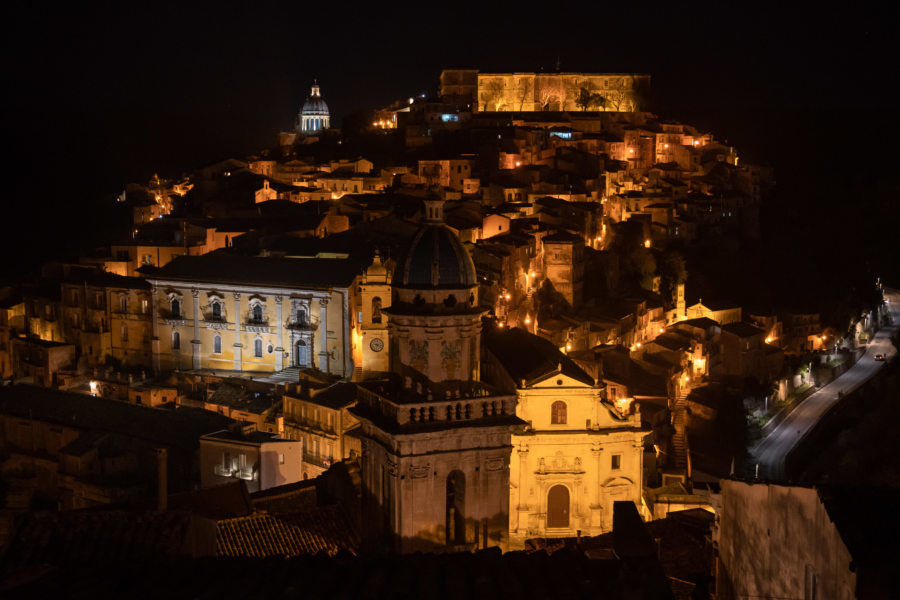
(750, 288), (899, 481)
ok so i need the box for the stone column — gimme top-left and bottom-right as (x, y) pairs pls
(151, 286), (160, 373)
(191, 289), (201, 370)
(319, 298), (328, 373)
(590, 443), (604, 531)
(275, 296), (284, 371)
(233, 292), (242, 370)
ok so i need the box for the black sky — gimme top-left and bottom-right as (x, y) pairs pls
(2, 3), (898, 279)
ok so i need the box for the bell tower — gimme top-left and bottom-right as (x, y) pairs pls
(351, 199), (521, 553)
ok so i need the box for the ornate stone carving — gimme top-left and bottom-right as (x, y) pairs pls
(409, 464), (430, 479)
(440, 340), (461, 379)
(409, 339), (428, 372)
(485, 457), (505, 472)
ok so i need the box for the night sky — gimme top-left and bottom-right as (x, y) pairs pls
(3, 4), (898, 284)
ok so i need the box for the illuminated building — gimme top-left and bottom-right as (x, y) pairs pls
(145, 254), (358, 376)
(296, 81), (330, 134)
(482, 326), (648, 546)
(541, 231), (585, 309)
(352, 199), (520, 552)
(440, 70), (650, 113)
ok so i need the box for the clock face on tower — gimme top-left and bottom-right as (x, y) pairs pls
(369, 337), (384, 352)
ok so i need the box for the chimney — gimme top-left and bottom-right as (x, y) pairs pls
(156, 448), (168, 512)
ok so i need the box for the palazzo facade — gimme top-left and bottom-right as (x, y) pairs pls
(145, 254), (359, 377)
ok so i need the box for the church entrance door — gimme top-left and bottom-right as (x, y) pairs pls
(295, 340), (309, 367)
(547, 485), (570, 528)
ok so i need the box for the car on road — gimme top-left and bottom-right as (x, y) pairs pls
(874, 354), (885, 361)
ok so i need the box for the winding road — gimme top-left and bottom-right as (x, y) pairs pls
(750, 288), (899, 481)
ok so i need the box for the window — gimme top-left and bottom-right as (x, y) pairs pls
(121, 324), (128, 343)
(551, 401), (567, 424)
(141, 299), (148, 314)
(71, 290), (79, 305)
(611, 454), (622, 470)
(279, 453), (285, 465)
(119, 295), (127, 313)
(171, 298), (181, 318)
(297, 308), (307, 326)
(211, 301), (222, 319)
(172, 331), (180, 350)
(213, 334), (222, 354)
(252, 304), (263, 322)
(254, 338), (263, 358)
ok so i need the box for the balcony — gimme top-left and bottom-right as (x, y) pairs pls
(213, 464), (233, 477)
(161, 310), (185, 326)
(286, 319), (317, 331)
(303, 452), (332, 469)
(244, 319), (271, 334)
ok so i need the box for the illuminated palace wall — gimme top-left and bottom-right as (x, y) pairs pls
(474, 72), (650, 113)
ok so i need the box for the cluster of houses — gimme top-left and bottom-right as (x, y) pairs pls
(0, 69), (870, 597)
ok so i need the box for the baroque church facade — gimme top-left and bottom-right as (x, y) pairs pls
(352, 199), (648, 552)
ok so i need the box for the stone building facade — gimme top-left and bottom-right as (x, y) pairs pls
(352, 199), (521, 553)
(482, 326), (647, 547)
(145, 254), (360, 377)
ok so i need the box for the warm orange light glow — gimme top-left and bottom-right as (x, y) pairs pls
(524, 316), (531, 324)
(515, 161), (521, 167)
(497, 322), (504, 328)
(636, 342), (642, 348)
(644, 239), (651, 248)
(685, 376), (691, 382)
(565, 343), (572, 351)
(505, 293), (511, 300)
(659, 327), (665, 333)
(766, 337), (773, 343)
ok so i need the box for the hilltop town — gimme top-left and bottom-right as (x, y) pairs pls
(1, 70), (896, 598)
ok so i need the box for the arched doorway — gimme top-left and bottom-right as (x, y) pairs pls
(547, 484), (570, 528)
(295, 339), (309, 367)
(446, 470), (466, 545)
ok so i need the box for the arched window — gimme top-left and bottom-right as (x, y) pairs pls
(252, 304), (263, 322)
(551, 401), (567, 425)
(211, 301), (222, 319)
(119, 295), (127, 313)
(372, 296), (382, 323)
(171, 298), (181, 318)
(547, 485), (570, 528)
(254, 338), (263, 358)
(446, 471), (466, 545)
(121, 324), (128, 343)
(213, 334), (222, 354)
(172, 331), (180, 350)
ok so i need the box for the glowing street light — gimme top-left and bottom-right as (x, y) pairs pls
(644, 239), (651, 248)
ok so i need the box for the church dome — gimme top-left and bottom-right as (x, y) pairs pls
(394, 225), (477, 289)
(393, 199), (476, 290)
(302, 83), (329, 116)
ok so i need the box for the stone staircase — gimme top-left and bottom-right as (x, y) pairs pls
(262, 366), (301, 384)
(670, 386), (690, 474)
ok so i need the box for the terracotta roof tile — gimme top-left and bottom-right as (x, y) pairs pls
(216, 505), (359, 558)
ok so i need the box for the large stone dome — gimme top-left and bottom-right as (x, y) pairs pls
(297, 81), (330, 134)
(302, 88), (329, 116)
(393, 224), (477, 289)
